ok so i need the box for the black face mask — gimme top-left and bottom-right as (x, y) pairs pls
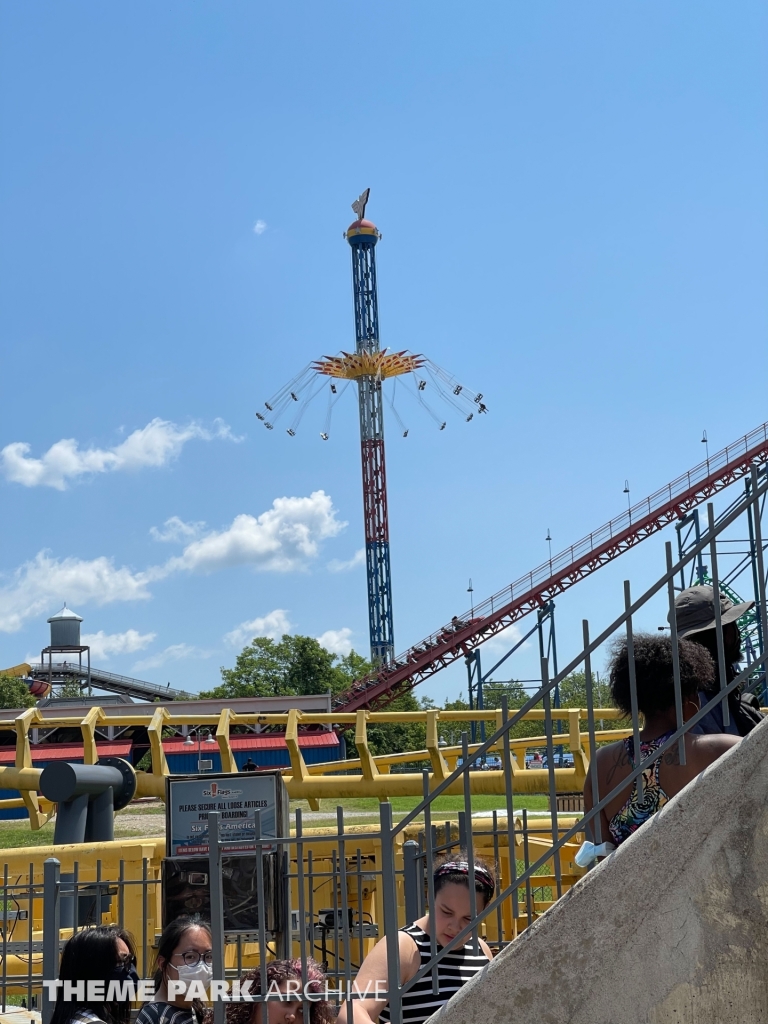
(108, 962), (140, 988)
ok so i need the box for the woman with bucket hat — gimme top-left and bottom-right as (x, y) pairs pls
(672, 585), (764, 736)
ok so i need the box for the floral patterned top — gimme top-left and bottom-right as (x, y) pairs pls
(607, 731), (673, 847)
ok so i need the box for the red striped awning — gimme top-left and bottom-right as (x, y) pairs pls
(162, 733), (338, 753)
(0, 741), (134, 765)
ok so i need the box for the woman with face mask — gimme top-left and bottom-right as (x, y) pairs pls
(136, 915), (213, 1024)
(50, 925), (138, 1024)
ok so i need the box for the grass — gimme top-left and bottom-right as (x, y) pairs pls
(0, 819), (57, 848)
(0, 819), (149, 849)
(289, 794), (549, 826)
(116, 803), (166, 815)
(0, 796), (550, 848)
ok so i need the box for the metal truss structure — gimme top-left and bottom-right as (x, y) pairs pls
(258, 192), (485, 666)
(335, 420), (768, 711)
(346, 202), (395, 665)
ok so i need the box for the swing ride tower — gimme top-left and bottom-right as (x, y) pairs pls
(258, 189), (487, 668)
(344, 195), (394, 665)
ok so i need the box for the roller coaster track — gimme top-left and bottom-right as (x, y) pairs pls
(334, 420), (768, 712)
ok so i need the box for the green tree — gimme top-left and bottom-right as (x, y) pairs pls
(482, 680), (550, 740)
(555, 671), (626, 731)
(0, 675), (36, 710)
(58, 677), (85, 698)
(202, 635), (373, 700)
(363, 691), (430, 759)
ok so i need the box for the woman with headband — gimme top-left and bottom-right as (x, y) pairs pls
(338, 853), (494, 1024)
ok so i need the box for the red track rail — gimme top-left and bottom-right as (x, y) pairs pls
(334, 420), (768, 712)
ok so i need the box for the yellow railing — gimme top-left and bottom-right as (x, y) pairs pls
(0, 705), (630, 820)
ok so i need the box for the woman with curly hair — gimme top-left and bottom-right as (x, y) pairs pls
(211, 959), (334, 1024)
(584, 632), (741, 850)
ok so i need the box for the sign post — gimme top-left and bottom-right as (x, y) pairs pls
(165, 770), (288, 856)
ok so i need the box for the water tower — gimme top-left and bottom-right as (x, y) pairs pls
(42, 604), (90, 693)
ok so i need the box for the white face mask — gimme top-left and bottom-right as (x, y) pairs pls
(176, 961), (213, 989)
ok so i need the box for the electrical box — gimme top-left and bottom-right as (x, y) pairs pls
(162, 853), (282, 933)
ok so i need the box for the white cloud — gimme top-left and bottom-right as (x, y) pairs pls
(82, 629), (156, 661)
(1, 417), (242, 490)
(160, 491), (346, 575)
(327, 549), (365, 573)
(0, 491), (344, 633)
(132, 643), (210, 673)
(316, 627), (354, 657)
(150, 516), (207, 543)
(0, 552), (152, 634)
(224, 609), (292, 648)
(482, 623), (526, 656)
(253, 220), (267, 235)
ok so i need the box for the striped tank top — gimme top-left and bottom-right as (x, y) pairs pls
(379, 922), (490, 1024)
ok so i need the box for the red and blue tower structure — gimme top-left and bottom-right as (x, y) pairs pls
(345, 192), (395, 665)
(264, 189), (479, 669)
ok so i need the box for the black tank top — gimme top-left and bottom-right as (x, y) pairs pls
(378, 922), (489, 1024)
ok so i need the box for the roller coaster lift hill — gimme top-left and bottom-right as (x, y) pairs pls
(335, 421), (768, 712)
(257, 193), (768, 715)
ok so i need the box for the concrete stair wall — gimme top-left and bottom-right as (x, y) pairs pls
(429, 717), (768, 1024)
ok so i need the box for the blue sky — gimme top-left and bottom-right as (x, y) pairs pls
(1, 2), (766, 704)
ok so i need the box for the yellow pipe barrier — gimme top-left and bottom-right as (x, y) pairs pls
(215, 708), (237, 773)
(135, 770), (166, 799)
(0, 707), (627, 730)
(280, 766), (585, 799)
(0, 703), (634, 820)
(0, 765), (44, 790)
(284, 709), (319, 810)
(148, 706), (171, 777)
(14, 707), (48, 829)
(0, 796), (53, 811)
(426, 709), (449, 782)
(283, 728), (633, 779)
(81, 706), (106, 764)
(355, 711), (379, 781)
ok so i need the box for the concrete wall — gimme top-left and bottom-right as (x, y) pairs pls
(429, 718), (768, 1024)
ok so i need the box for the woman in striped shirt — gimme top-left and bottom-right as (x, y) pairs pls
(338, 854), (494, 1024)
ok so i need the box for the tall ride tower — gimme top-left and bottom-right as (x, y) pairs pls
(345, 190), (394, 665)
(258, 189), (486, 672)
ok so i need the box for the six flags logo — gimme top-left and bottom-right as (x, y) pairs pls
(202, 782), (242, 798)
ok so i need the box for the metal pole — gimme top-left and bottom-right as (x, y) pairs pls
(337, 807), (353, 1020)
(666, 543), (687, 766)
(421, 772), (438, 998)
(624, 580), (644, 799)
(254, 811), (268, 1024)
(402, 841), (420, 925)
(548, 602), (563, 762)
(42, 858), (61, 1024)
(500, 697), (519, 925)
(466, 654), (477, 745)
(461, 734), (479, 954)
(207, 812), (226, 1024)
(707, 503), (731, 728)
(750, 466), (768, 701)
(379, 801), (402, 1023)
(582, 621), (602, 845)
(541, 658), (562, 900)
(476, 650), (486, 747)
(280, 847), (291, 959)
